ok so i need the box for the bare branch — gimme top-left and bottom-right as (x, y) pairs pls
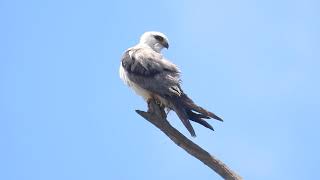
(135, 100), (242, 180)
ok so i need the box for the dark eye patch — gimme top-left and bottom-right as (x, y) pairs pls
(154, 35), (164, 42)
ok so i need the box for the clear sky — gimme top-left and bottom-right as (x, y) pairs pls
(1, 0), (319, 179)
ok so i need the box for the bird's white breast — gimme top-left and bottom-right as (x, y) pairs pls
(119, 64), (151, 101)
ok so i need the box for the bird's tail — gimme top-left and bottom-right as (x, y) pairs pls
(170, 93), (223, 137)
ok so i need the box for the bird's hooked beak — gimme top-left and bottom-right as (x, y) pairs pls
(162, 40), (169, 49)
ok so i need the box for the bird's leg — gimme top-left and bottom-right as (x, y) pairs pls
(147, 95), (161, 112)
(147, 98), (155, 113)
(147, 97), (167, 119)
(154, 97), (163, 107)
(147, 96), (161, 113)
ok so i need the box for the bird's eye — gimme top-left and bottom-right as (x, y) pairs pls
(154, 35), (164, 42)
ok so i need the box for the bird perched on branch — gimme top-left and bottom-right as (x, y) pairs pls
(120, 31), (222, 137)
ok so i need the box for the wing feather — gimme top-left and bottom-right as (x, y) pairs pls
(121, 46), (221, 137)
(121, 47), (181, 97)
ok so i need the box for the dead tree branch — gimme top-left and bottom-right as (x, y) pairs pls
(135, 100), (242, 180)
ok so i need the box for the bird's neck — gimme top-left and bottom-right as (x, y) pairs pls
(139, 42), (162, 53)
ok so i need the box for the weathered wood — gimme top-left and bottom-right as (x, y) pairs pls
(136, 100), (242, 180)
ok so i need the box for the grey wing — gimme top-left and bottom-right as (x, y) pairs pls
(121, 47), (221, 137)
(121, 48), (182, 97)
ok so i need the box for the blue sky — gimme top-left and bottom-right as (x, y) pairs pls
(1, 0), (319, 179)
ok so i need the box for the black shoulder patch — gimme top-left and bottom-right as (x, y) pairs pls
(121, 50), (132, 70)
(121, 49), (159, 77)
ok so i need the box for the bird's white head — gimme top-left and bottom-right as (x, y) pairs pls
(139, 31), (169, 53)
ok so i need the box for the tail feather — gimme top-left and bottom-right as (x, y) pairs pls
(187, 110), (214, 131)
(181, 94), (223, 121)
(169, 93), (222, 137)
(173, 105), (196, 137)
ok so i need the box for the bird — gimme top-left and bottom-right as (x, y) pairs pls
(119, 31), (222, 137)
